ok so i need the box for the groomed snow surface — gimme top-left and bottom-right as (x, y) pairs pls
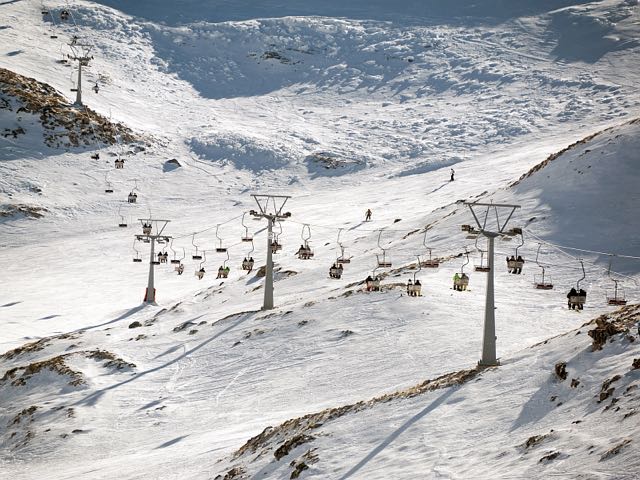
(1, 0), (640, 478)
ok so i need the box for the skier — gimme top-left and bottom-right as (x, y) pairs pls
(407, 279), (413, 296)
(365, 209), (372, 222)
(450, 168), (455, 182)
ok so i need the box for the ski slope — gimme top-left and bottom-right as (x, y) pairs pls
(1, 0), (640, 478)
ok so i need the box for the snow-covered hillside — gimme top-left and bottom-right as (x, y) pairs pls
(1, 0), (639, 478)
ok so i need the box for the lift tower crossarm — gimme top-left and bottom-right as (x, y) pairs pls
(250, 195), (292, 310)
(463, 201), (521, 367)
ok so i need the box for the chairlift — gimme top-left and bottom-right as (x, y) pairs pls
(474, 237), (490, 273)
(241, 212), (253, 242)
(242, 239), (255, 273)
(606, 257), (627, 306)
(461, 224), (479, 239)
(127, 192), (137, 204)
(365, 267), (381, 292)
(141, 222), (152, 235)
(375, 229), (392, 268)
(336, 229), (351, 265)
(191, 233), (203, 260)
(453, 249), (470, 291)
(118, 206), (127, 228)
(533, 244), (553, 290)
(195, 251), (207, 280)
(271, 221), (283, 254)
(169, 239), (185, 265)
(132, 239), (142, 263)
(215, 224), (227, 253)
(407, 256), (422, 297)
(507, 230), (525, 274)
(296, 224), (314, 260)
(115, 158), (124, 169)
(329, 262), (343, 279)
(104, 172), (113, 193)
(567, 260), (587, 310)
(422, 231), (439, 268)
(217, 251), (231, 279)
(152, 252), (161, 266)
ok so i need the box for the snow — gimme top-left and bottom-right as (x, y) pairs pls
(0, 0), (639, 478)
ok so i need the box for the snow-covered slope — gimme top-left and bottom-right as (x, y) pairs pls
(217, 305), (640, 480)
(1, 0), (640, 478)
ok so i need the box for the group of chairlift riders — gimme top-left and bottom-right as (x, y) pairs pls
(134, 207), (629, 310)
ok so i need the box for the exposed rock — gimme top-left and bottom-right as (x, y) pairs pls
(554, 362), (568, 381)
(600, 439), (632, 461)
(0, 67), (137, 149)
(539, 451), (561, 463)
(128, 321), (142, 329)
(599, 375), (621, 403)
(274, 434), (315, 461)
(588, 317), (627, 351)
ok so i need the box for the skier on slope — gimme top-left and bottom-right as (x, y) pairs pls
(450, 168), (455, 182)
(365, 209), (372, 222)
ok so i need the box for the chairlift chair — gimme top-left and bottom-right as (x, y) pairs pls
(407, 256), (422, 297)
(169, 239), (185, 265)
(533, 244), (553, 289)
(329, 263), (343, 279)
(132, 239), (143, 263)
(104, 172), (114, 193)
(296, 224), (314, 260)
(271, 221), (284, 254)
(461, 224), (479, 239)
(453, 250), (470, 291)
(507, 230), (525, 274)
(567, 260), (587, 310)
(127, 192), (137, 204)
(141, 222), (152, 235)
(607, 279), (627, 306)
(474, 237), (490, 273)
(214, 224), (228, 253)
(217, 252), (230, 278)
(421, 231), (440, 268)
(376, 230), (392, 268)
(195, 252), (207, 280)
(241, 212), (253, 242)
(242, 240), (255, 272)
(335, 229), (351, 265)
(365, 268), (381, 292)
(606, 258), (628, 305)
(191, 233), (203, 260)
(118, 215), (127, 228)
